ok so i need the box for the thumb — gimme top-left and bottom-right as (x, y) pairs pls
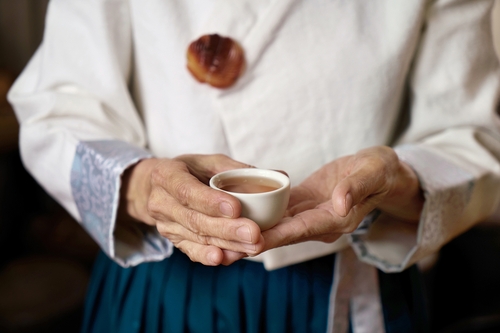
(331, 167), (387, 217)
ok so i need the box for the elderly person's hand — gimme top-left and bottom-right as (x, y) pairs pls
(260, 146), (424, 250)
(120, 154), (264, 266)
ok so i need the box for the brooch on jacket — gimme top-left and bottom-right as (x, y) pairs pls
(186, 34), (246, 88)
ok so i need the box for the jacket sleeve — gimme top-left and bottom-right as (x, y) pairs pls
(350, 0), (500, 272)
(8, 0), (172, 267)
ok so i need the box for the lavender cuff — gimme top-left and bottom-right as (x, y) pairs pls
(70, 140), (173, 267)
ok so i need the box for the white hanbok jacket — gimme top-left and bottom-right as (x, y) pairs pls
(8, 0), (500, 331)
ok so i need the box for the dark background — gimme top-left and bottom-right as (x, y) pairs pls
(0, 1), (98, 332)
(0, 1), (500, 332)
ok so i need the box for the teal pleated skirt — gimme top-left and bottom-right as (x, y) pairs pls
(81, 249), (428, 333)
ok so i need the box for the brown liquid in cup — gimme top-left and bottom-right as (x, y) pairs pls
(218, 176), (282, 194)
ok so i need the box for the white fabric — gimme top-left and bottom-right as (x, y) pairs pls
(350, 257), (385, 333)
(492, 0), (500, 59)
(8, 0), (500, 274)
(327, 248), (356, 333)
(326, 247), (385, 333)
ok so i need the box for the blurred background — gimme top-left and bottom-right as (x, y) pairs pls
(0, 1), (500, 332)
(0, 1), (98, 332)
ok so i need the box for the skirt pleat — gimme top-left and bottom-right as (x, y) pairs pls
(81, 252), (108, 333)
(103, 256), (124, 332)
(214, 258), (242, 333)
(290, 262), (311, 333)
(118, 264), (152, 333)
(187, 263), (216, 333)
(310, 255), (334, 332)
(240, 261), (266, 333)
(162, 251), (192, 333)
(82, 249), (426, 333)
(144, 258), (171, 333)
(265, 267), (290, 333)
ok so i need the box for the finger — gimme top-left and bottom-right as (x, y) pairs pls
(157, 219), (265, 253)
(262, 197), (377, 251)
(220, 250), (247, 265)
(154, 195), (261, 246)
(331, 160), (388, 217)
(176, 240), (224, 266)
(151, 164), (242, 218)
(262, 210), (339, 250)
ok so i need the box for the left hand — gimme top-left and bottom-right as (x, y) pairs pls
(260, 146), (424, 251)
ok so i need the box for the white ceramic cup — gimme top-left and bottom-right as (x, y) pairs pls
(209, 168), (291, 230)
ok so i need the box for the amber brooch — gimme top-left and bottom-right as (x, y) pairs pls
(187, 34), (246, 88)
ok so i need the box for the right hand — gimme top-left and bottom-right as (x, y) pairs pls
(120, 154), (265, 266)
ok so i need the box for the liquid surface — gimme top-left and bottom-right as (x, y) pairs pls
(218, 176), (281, 194)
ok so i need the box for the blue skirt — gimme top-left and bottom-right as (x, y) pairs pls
(81, 249), (428, 333)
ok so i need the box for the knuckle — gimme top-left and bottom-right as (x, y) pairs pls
(155, 221), (174, 239)
(150, 160), (176, 185)
(146, 192), (163, 219)
(354, 178), (369, 195)
(372, 148), (397, 172)
(172, 180), (192, 206)
(287, 214), (311, 241)
(150, 166), (163, 185)
(183, 208), (202, 232)
(194, 233), (210, 245)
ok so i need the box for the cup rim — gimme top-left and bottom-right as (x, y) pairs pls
(209, 168), (290, 196)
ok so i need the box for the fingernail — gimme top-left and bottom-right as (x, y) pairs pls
(242, 243), (257, 253)
(219, 201), (234, 217)
(345, 192), (353, 215)
(237, 225), (252, 243)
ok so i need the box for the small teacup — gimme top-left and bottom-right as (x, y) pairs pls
(210, 168), (290, 230)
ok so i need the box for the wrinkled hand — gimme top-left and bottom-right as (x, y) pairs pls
(120, 154), (264, 266)
(261, 146), (424, 251)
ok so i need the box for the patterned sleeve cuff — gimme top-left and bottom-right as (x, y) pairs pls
(349, 144), (474, 272)
(70, 140), (173, 267)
